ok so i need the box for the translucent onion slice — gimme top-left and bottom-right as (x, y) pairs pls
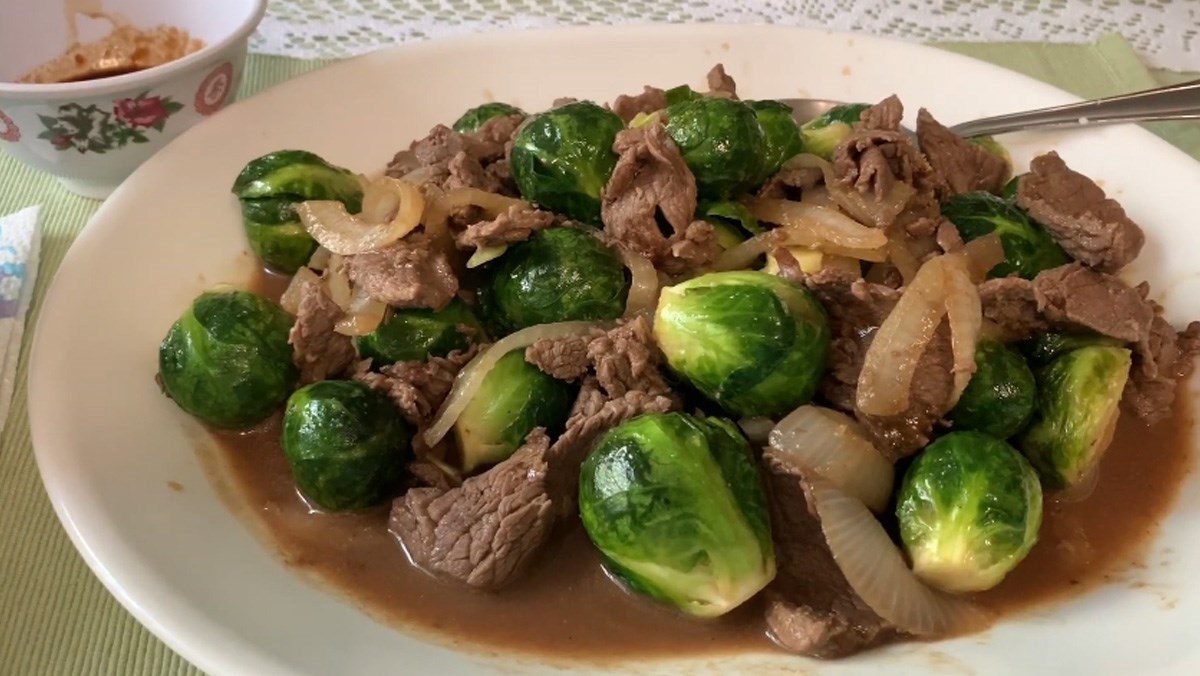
(962, 233), (1005, 283)
(746, 198), (888, 250)
(297, 177), (425, 255)
(466, 244), (508, 269)
(737, 416), (775, 444)
(334, 287), (388, 337)
(423, 321), (600, 448)
(799, 185), (833, 207)
(808, 479), (989, 636)
(620, 249), (660, 317)
(856, 256), (948, 416)
(785, 154), (915, 228)
(886, 231), (921, 284)
(713, 233), (772, 272)
(768, 406), (894, 512)
(943, 254), (983, 407)
(325, 254), (353, 311)
(307, 246), (332, 271)
(279, 266), (320, 315)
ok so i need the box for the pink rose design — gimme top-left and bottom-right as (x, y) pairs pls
(0, 109), (18, 143)
(113, 96), (170, 128)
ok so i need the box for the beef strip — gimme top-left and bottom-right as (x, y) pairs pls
(445, 151), (502, 193)
(757, 165), (824, 200)
(1032, 263), (1153, 343)
(525, 336), (590, 381)
(288, 277), (355, 385)
(1122, 290), (1200, 424)
(346, 232), (459, 310)
(762, 452), (899, 658)
(1016, 152), (1144, 272)
(385, 115), (522, 194)
(706, 63), (737, 98)
(611, 86), (668, 123)
(857, 94), (903, 132)
(978, 277), (1048, 342)
(600, 122), (700, 265)
(915, 109), (1009, 196)
(352, 347), (478, 427)
(663, 220), (720, 276)
(855, 329), (955, 460)
(454, 206), (555, 250)
(586, 315), (674, 397)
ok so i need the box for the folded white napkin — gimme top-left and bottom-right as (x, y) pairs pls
(0, 206), (40, 433)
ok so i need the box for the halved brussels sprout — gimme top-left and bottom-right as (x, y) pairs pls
(579, 412), (776, 617)
(282, 380), (410, 511)
(1021, 331), (1125, 367)
(664, 97), (767, 198)
(452, 348), (576, 473)
(232, 150), (363, 272)
(940, 191), (1069, 279)
(158, 289), (297, 428)
(949, 340), (1036, 439)
(478, 227), (629, 336)
(698, 200), (761, 237)
(452, 102), (524, 132)
(746, 100), (804, 181)
(1017, 345), (1132, 491)
(354, 299), (484, 365)
(799, 103), (870, 160)
(663, 84), (702, 107)
(897, 431), (1043, 593)
(509, 101), (624, 224)
(654, 271), (830, 417)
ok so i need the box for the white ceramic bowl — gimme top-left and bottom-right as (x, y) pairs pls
(0, 0), (266, 198)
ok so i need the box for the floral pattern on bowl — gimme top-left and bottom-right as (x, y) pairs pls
(36, 91), (185, 154)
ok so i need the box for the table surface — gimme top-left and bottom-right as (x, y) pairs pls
(0, 18), (1198, 676)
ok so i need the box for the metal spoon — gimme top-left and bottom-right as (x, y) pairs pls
(782, 78), (1200, 137)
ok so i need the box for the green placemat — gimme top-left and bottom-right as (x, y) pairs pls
(1, 36), (1196, 675)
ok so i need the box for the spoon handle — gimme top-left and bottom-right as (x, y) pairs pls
(948, 79), (1200, 137)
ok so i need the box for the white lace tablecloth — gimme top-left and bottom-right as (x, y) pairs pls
(253, 0), (1199, 71)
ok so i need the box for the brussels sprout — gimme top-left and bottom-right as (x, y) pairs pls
(159, 289), (298, 428)
(1021, 331), (1126, 367)
(282, 380), (410, 511)
(452, 102), (524, 132)
(949, 340), (1036, 439)
(579, 412), (775, 617)
(799, 102), (870, 160)
(509, 101), (624, 224)
(699, 201), (761, 249)
(746, 100), (804, 181)
(654, 271), (830, 417)
(897, 431), (1043, 593)
(478, 227), (629, 335)
(664, 97), (767, 198)
(354, 299), (484, 365)
(663, 84), (702, 107)
(232, 150), (363, 272)
(1017, 346), (1132, 491)
(1001, 173), (1026, 200)
(941, 191), (1069, 279)
(452, 349), (576, 472)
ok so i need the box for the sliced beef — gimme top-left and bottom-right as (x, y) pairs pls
(1032, 263), (1153, 343)
(663, 220), (720, 276)
(978, 277), (1048, 342)
(762, 453), (899, 658)
(855, 329), (955, 460)
(916, 109), (1009, 196)
(600, 122), (699, 265)
(1122, 294), (1200, 424)
(757, 165), (824, 200)
(288, 277), (355, 385)
(832, 118), (939, 228)
(391, 428), (556, 589)
(445, 151), (502, 193)
(611, 86), (668, 123)
(1016, 152), (1144, 272)
(525, 336), (590, 381)
(586, 315), (673, 397)
(346, 232), (458, 310)
(857, 94), (903, 132)
(706, 63), (737, 98)
(454, 206), (555, 250)
(771, 246), (805, 285)
(353, 347), (477, 427)
(385, 115), (522, 193)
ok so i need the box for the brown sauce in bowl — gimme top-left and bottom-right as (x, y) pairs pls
(200, 269), (1196, 660)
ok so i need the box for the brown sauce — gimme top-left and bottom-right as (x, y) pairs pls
(204, 269), (1195, 660)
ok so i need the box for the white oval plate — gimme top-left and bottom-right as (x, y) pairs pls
(28, 24), (1200, 676)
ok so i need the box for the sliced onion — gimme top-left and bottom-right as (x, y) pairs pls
(809, 479), (989, 636)
(425, 187), (529, 225)
(713, 232), (772, 272)
(747, 198), (888, 250)
(943, 254), (983, 407)
(466, 244), (508, 269)
(886, 231), (922, 284)
(768, 406), (894, 512)
(423, 321), (601, 448)
(620, 249), (660, 317)
(297, 177), (424, 255)
(307, 246), (332, 271)
(856, 256), (948, 416)
(279, 266), (320, 315)
(325, 254), (353, 310)
(800, 185), (833, 207)
(786, 154), (915, 228)
(962, 233), (1005, 282)
(334, 287), (388, 336)
(738, 416), (775, 444)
